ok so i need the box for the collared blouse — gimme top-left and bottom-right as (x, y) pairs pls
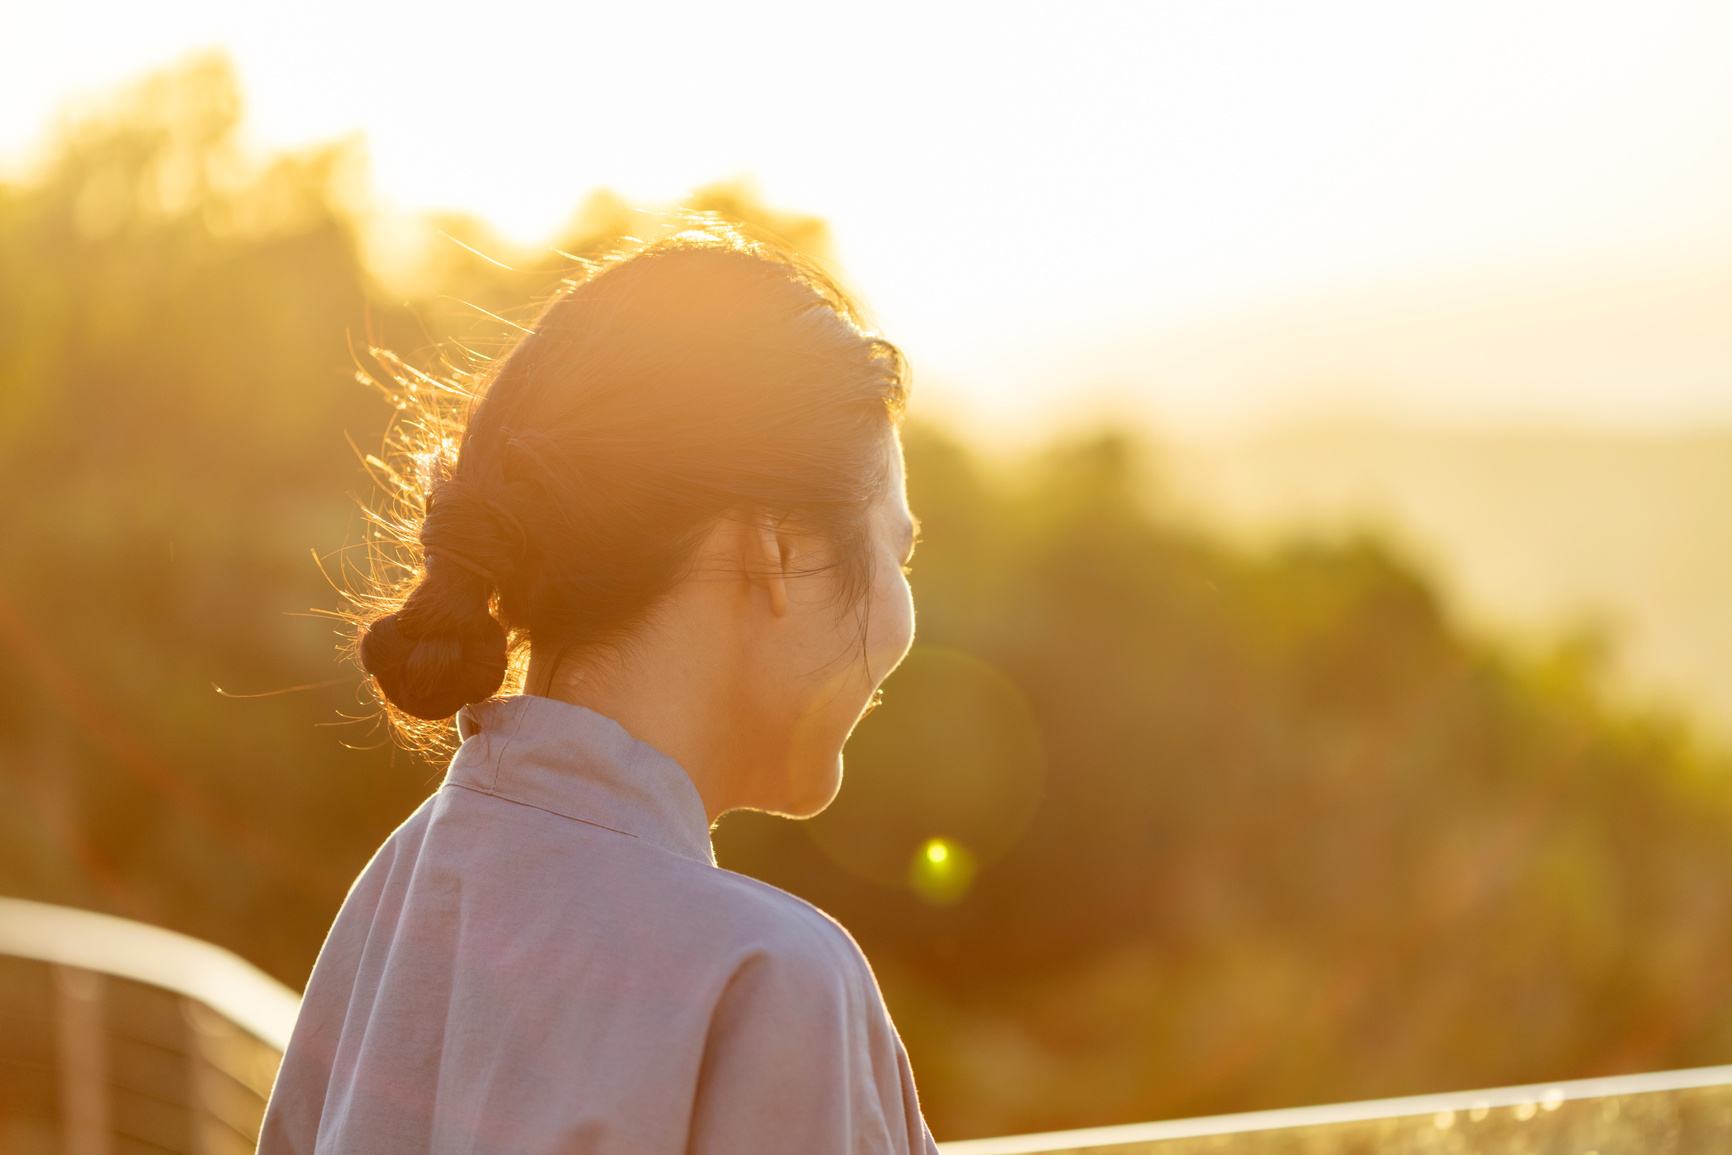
(259, 694), (939, 1154)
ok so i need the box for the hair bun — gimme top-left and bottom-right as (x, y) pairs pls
(359, 587), (508, 721)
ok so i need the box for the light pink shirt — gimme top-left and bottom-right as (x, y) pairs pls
(260, 695), (938, 1154)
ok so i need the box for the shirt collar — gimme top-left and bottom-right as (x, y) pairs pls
(448, 695), (715, 867)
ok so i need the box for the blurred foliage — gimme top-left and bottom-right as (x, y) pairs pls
(7, 56), (1732, 1142)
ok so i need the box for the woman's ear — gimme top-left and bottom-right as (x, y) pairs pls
(741, 511), (791, 618)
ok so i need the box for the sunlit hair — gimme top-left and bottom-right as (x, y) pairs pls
(346, 223), (909, 750)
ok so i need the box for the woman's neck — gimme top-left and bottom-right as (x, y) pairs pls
(526, 597), (772, 825)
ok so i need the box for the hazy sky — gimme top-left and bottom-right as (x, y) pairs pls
(6, 0), (1732, 431)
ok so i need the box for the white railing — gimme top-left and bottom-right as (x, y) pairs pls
(0, 896), (300, 1050)
(0, 896), (300, 1154)
(939, 1063), (1732, 1153)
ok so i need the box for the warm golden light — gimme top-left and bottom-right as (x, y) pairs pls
(10, 11), (1732, 1146)
(6, 3), (1732, 431)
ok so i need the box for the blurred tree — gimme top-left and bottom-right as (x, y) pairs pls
(0, 54), (425, 975)
(5, 53), (1732, 1145)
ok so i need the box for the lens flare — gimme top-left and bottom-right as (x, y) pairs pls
(909, 837), (976, 905)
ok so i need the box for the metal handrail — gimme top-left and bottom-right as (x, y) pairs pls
(937, 1062), (1732, 1153)
(0, 895), (300, 1050)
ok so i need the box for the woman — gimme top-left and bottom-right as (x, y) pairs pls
(259, 227), (936, 1154)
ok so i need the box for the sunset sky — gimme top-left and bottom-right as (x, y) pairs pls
(6, 0), (1732, 432)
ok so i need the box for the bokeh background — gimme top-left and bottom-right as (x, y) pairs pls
(5, 1), (1732, 1142)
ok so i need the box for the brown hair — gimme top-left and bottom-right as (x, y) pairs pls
(352, 226), (909, 739)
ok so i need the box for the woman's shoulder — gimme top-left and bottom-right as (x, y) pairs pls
(676, 858), (876, 985)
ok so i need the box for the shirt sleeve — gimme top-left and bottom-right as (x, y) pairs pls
(686, 930), (938, 1155)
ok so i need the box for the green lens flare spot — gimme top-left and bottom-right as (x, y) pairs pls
(909, 837), (976, 905)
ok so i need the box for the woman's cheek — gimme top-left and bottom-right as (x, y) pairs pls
(870, 562), (916, 684)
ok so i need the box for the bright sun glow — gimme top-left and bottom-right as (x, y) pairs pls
(7, 1), (1732, 433)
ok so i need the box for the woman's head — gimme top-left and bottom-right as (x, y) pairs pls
(357, 226), (914, 815)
